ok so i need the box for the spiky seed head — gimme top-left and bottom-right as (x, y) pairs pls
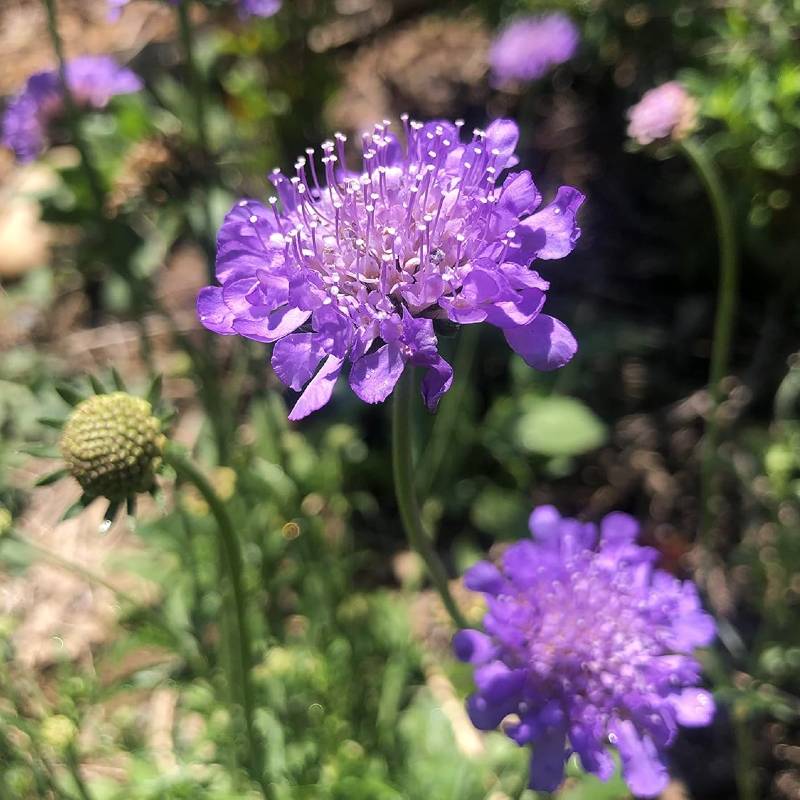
(60, 392), (164, 502)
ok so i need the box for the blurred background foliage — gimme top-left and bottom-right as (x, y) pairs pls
(0, 0), (798, 798)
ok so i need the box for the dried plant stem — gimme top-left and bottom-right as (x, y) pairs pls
(680, 139), (739, 545)
(392, 370), (468, 629)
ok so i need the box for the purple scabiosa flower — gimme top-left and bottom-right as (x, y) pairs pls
(197, 118), (584, 420)
(627, 81), (698, 146)
(454, 506), (716, 797)
(2, 56), (142, 163)
(489, 13), (579, 86)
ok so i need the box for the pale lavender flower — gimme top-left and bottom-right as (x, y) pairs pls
(627, 81), (698, 146)
(2, 56), (142, 163)
(197, 118), (583, 420)
(455, 506), (716, 797)
(489, 13), (579, 85)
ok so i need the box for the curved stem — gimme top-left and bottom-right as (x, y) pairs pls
(679, 138), (739, 544)
(391, 370), (468, 629)
(164, 445), (269, 798)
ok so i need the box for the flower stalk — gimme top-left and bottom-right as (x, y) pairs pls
(41, 0), (106, 214)
(679, 138), (739, 544)
(163, 444), (269, 798)
(391, 370), (468, 629)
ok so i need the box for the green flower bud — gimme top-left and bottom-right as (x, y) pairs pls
(60, 392), (165, 502)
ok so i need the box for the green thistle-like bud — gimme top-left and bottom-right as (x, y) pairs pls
(60, 392), (165, 503)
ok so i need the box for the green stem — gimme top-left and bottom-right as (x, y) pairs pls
(417, 325), (479, 498)
(164, 444), (268, 798)
(65, 744), (93, 800)
(732, 706), (757, 800)
(680, 138), (739, 544)
(176, 0), (209, 155)
(175, 0), (217, 275)
(391, 370), (468, 629)
(41, 0), (106, 213)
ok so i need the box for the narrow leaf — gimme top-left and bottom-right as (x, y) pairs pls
(89, 375), (107, 395)
(35, 469), (69, 487)
(146, 374), (163, 407)
(56, 384), (85, 407)
(110, 367), (127, 392)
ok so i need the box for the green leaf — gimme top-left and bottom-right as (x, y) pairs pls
(146, 374), (163, 407)
(35, 468), (69, 487)
(89, 374), (107, 395)
(38, 417), (65, 429)
(515, 396), (606, 457)
(110, 367), (127, 392)
(56, 384), (85, 407)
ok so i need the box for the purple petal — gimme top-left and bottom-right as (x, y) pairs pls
(474, 661), (526, 702)
(498, 171), (542, 217)
(504, 314), (577, 370)
(271, 333), (326, 391)
(485, 119), (520, 163)
(418, 354), (453, 411)
(528, 722), (568, 793)
(349, 344), (406, 405)
(466, 692), (517, 731)
(570, 723), (615, 781)
(670, 689), (715, 727)
(464, 561), (504, 595)
(196, 286), (236, 335)
(611, 719), (669, 798)
(452, 630), (495, 664)
(484, 287), (545, 329)
(520, 185), (585, 260)
(528, 504), (562, 539)
(232, 306), (309, 343)
(600, 511), (640, 548)
(287, 354), (344, 421)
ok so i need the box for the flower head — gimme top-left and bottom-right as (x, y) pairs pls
(627, 81), (698, 146)
(2, 56), (142, 163)
(197, 118), (583, 419)
(454, 505), (716, 797)
(489, 13), (579, 85)
(61, 392), (165, 503)
(39, 374), (171, 525)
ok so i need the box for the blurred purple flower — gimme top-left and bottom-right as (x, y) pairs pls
(197, 118), (583, 419)
(489, 13), (579, 85)
(108, 0), (280, 21)
(627, 81), (698, 145)
(455, 506), (716, 797)
(236, 0), (281, 18)
(2, 56), (142, 163)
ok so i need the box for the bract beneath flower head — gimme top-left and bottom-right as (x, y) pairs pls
(455, 505), (717, 797)
(197, 117), (584, 419)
